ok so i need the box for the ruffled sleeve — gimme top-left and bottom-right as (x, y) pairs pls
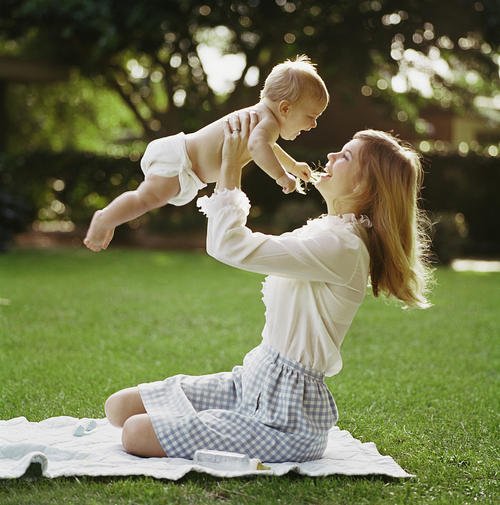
(197, 188), (250, 218)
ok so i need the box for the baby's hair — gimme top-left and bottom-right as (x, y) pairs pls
(260, 55), (329, 105)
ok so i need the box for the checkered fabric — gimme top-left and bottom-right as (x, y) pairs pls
(138, 344), (338, 462)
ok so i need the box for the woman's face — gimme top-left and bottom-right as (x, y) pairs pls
(315, 139), (364, 212)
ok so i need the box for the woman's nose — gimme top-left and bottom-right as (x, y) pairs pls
(327, 152), (336, 161)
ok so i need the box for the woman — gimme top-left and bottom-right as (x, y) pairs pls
(105, 111), (433, 462)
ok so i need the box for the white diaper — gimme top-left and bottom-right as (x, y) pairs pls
(140, 132), (207, 206)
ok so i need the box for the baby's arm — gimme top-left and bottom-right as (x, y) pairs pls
(84, 174), (180, 252)
(272, 144), (312, 182)
(247, 120), (296, 194)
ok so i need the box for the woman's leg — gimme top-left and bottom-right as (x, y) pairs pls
(104, 386), (146, 427)
(121, 413), (166, 457)
(105, 387), (166, 457)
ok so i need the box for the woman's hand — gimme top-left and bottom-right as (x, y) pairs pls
(218, 111), (259, 191)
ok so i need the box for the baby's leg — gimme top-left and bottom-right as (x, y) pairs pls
(84, 210), (115, 252)
(104, 386), (146, 427)
(136, 173), (181, 208)
(84, 174), (180, 252)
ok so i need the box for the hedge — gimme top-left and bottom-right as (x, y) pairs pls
(1, 149), (498, 262)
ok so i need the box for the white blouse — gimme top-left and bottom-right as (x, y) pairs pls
(197, 189), (371, 376)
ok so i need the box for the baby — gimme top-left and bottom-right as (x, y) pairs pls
(84, 55), (329, 252)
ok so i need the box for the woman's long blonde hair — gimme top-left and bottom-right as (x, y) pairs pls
(348, 130), (433, 308)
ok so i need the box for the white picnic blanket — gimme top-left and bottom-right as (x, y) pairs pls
(0, 416), (413, 479)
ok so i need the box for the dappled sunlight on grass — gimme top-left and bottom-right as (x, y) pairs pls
(0, 250), (497, 504)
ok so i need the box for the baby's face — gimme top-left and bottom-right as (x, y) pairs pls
(279, 98), (326, 141)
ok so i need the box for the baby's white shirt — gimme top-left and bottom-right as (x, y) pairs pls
(197, 189), (371, 376)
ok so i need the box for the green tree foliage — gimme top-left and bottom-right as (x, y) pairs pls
(0, 1), (498, 256)
(5, 72), (143, 154)
(1, 0), (498, 141)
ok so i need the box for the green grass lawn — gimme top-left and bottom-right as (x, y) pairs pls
(0, 248), (498, 505)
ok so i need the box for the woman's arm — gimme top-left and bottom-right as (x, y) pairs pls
(198, 112), (367, 284)
(202, 199), (365, 284)
(216, 111), (258, 191)
(218, 112), (295, 195)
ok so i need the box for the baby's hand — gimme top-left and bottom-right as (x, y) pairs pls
(83, 210), (115, 252)
(290, 161), (312, 182)
(276, 172), (298, 194)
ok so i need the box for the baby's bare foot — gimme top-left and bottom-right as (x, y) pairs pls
(84, 211), (113, 252)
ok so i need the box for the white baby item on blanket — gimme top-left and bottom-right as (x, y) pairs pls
(193, 449), (270, 471)
(73, 419), (97, 437)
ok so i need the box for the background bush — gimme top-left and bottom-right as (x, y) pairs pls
(0, 149), (498, 261)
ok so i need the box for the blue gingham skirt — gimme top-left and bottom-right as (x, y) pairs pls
(138, 344), (338, 462)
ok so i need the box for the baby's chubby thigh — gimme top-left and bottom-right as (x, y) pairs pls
(139, 133), (187, 204)
(139, 173), (181, 208)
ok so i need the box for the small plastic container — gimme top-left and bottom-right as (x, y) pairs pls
(193, 449), (269, 471)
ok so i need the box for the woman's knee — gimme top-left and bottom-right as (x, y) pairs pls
(104, 392), (125, 427)
(121, 415), (142, 453)
(104, 387), (143, 427)
(122, 414), (166, 457)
